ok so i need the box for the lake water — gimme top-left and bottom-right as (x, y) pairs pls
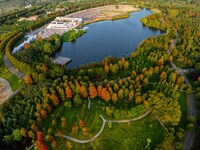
(55, 9), (164, 68)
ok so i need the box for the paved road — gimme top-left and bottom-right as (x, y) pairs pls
(3, 55), (25, 79)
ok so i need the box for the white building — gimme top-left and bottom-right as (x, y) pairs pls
(46, 17), (82, 30)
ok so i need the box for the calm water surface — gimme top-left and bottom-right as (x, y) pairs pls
(55, 9), (164, 68)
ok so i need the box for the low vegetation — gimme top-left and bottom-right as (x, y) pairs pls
(61, 29), (87, 42)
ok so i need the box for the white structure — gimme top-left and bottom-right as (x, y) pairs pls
(46, 17), (82, 30)
(12, 34), (37, 54)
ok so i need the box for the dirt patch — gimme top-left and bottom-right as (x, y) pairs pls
(66, 5), (140, 24)
(0, 82), (10, 104)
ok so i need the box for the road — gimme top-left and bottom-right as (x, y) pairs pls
(3, 55), (25, 79)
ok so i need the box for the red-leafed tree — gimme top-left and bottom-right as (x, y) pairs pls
(25, 75), (33, 85)
(89, 83), (97, 99)
(51, 93), (60, 106)
(65, 86), (73, 99)
(101, 88), (111, 102)
(36, 131), (48, 150)
(97, 85), (103, 97)
(40, 109), (47, 118)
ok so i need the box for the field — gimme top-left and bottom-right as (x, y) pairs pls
(0, 56), (21, 91)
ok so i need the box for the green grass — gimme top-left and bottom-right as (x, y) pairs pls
(61, 29), (87, 42)
(111, 12), (131, 21)
(40, 99), (164, 149)
(178, 93), (187, 129)
(54, 115), (164, 150)
(0, 64), (22, 91)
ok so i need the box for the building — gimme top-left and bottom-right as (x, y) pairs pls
(46, 17), (82, 30)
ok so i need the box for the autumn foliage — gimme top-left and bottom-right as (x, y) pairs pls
(101, 88), (111, 102)
(36, 131), (48, 150)
(89, 83), (97, 99)
(65, 86), (73, 99)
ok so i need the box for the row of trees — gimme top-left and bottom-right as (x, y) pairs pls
(5, 32), (34, 74)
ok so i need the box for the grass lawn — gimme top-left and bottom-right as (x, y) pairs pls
(178, 93), (187, 129)
(61, 29), (87, 42)
(0, 64), (22, 91)
(54, 115), (164, 150)
(40, 99), (164, 149)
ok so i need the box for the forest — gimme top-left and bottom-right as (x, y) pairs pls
(0, 0), (199, 150)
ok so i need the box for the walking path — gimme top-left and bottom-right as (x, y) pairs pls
(3, 55), (25, 79)
(87, 97), (91, 109)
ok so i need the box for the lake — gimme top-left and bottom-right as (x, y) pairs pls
(55, 8), (164, 68)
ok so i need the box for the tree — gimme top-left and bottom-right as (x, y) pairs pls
(87, 68), (94, 78)
(89, 83), (97, 99)
(118, 89), (124, 100)
(25, 75), (33, 85)
(111, 93), (118, 103)
(157, 57), (164, 66)
(66, 141), (73, 150)
(97, 85), (103, 97)
(73, 94), (83, 106)
(79, 85), (88, 98)
(135, 96), (142, 104)
(123, 61), (130, 70)
(148, 91), (181, 126)
(110, 64), (119, 74)
(160, 71), (167, 81)
(128, 90), (134, 101)
(143, 78), (149, 87)
(79, 119), (85, 128)
(168, 72), (177, 83)
(66, 86), (73, 99)
(44, 42), (53, 53)
(61, 117), (67, 128)
(101, 88), (111, 102)
(40, 109), (47, 118)
(12, 129), (22, 141)
(104, 63), (109, 74)
(51, 93), (60, 106)
(20, 128), (27, 137)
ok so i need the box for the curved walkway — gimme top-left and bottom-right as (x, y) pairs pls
(3, 55), (25, 79)
(56, 110), (151, 144)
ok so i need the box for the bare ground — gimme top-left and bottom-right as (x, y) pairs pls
(66, 5), (140, 24)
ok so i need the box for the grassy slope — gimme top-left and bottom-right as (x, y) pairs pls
(40, 99), (164, 149)
(0, 64), (22, 91)
(178, 93), (187, 129)
(0, 54), (22, 91)
(61, 29), (87, 42)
